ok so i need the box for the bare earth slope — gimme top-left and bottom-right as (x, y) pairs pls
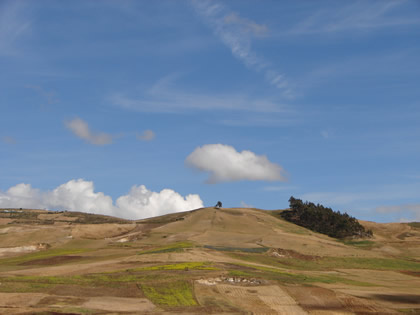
(0, 207), (419, 314)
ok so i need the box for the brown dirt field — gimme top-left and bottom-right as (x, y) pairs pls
(71, 223), (136, 239)
(337, 269), (420, 294)
(82, 296), (157, 312)
(50, 283), (144, 298)
(285, 285), (399, 314)
(0, 292), (156, 314)
(0, 225), (71, 247)
(332, 287), (420, 311)
(4, 255), (135, 276)
(0, 292), (49, 308)
(0, 245), (41, 257)
(195, 281), (308, 314)
(0, 218), (13, 225)
(38, 213), (79, 222)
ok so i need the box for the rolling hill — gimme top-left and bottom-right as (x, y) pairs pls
(0, 207), (419, 314)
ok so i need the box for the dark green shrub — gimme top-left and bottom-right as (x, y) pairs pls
(280, 197), (372, 239)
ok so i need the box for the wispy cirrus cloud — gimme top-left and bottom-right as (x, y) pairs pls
(290, 183), (420, 222)
(112, 91), (285, 114)
(111, 74), (290, 114)
(263, 186), (298, 192)
(302, 188), (419, 207)
(25, 85), (59, 109)
(288, 0), (420, 35)
(0, 1), (31, 56)
(190, 0), (294, 98)
(301, 182), (420, 219)
(65, 118), (113, 146)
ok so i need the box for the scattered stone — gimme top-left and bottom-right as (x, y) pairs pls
(198, 276), (265, 286)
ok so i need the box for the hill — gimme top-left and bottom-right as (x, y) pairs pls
(0, 207), (419, 314)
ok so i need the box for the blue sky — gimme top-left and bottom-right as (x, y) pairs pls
(1, 0), (420, 222)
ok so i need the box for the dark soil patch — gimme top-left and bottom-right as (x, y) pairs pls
(221, 263), (258, 271)
(36, 296), (86, 307)
(204, 245), (269, 253)
(20, 256), (83, 266)
(285, 286), (343, 310)
(397, 232), (416, 240)
(222, 210), (243, 216)
(50, 283), (144, 298)
(371, 294), (420, 304)
(28, 312), (81, 315)
(401, 271), (420, 277)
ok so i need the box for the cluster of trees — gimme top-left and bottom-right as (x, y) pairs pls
(280, 197), (373, 239)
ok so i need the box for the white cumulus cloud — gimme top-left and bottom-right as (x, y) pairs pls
(116, 185), (203, 219)
(45, 179), (115, 216)
(376, 204), (420, 221)
(136, 129), (155, 141)
(65, 118), (113, 146)
(240, 201), (253, 208)
(0, 179), (203, 220)
(186, 144), (287, 183)
(1, 136), (16, 144)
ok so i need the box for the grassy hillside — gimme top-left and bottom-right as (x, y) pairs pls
(0, 207), (419, 314)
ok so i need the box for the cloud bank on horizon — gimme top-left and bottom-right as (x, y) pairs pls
(377, 204), (420, 222)
(0, 179), (203, 220)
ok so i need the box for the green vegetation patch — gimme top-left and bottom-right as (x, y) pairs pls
(339, 239), (376, 249)
(63, 211), (130, 224)
(1, 273), (148, 289)
(228, 263), (373, 286)
(204, 245), (269, 253)
(228, 252), (317, 271)
(229, 252), (420, 272)
(0, 267), (206, 295)
(322, 257), (420, 271)
(132, 261), (216, 271)
(0, 248), (91, 266)
(0, 281), (54, 293)
(137, 241), (195, 255)
(408, 222), (420, 229)
(141, 281), (197, 307)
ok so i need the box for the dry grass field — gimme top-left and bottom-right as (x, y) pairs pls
(0, 207), (419, 314)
